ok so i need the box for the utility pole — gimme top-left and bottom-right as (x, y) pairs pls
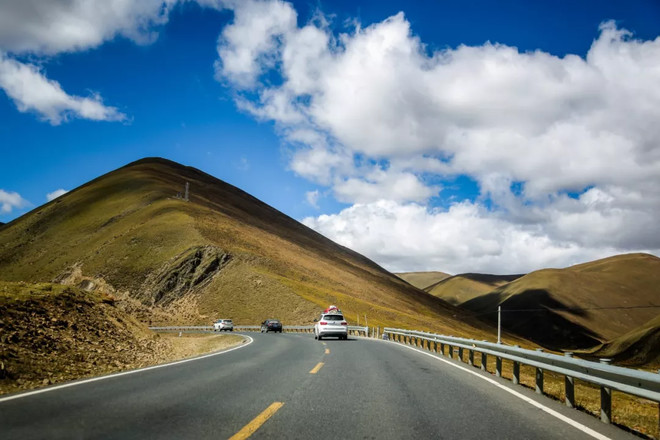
(184, 182), (189, 202)
(497, 306), (502, 344)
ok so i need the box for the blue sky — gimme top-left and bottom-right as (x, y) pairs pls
(1, 0), (659, 273)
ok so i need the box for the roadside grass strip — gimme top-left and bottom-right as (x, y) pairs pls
(393, 341), (611, 440)
(229, 401), (284, 440)
(310, 362), (325, 374)
(0, 335), (254, 403)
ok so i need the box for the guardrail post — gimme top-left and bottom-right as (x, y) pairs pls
(448, 345), (453, 359)
(563, 352), (575, 408)
(535, 367), (544, 394)
(600, 359), (612, 424)
(458, 347), (464, 362)
(511, 345), (520, 384)
(440, 343), (445, 355)
(496, 356), (502, 377)
(481, 352), (487, 371)
(468, 349), (474, 366)
(535, 349), (544, 394)
(512, 360), (520, 384)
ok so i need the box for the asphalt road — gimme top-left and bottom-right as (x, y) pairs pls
(0, 333), (637, 440)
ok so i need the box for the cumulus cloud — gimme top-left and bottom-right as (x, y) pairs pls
(0, 0), (184, 123)
(46, 189), (68, 201)
(0, 0), (176, 55)
(216, 2), (660, 272)
(0, 55), (125, 124)
(302, 200), (651, 274)
(0, 189), (28, 214)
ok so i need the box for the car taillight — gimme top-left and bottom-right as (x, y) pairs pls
(341, 322), (347, 325)
(320, 322), (328, 325)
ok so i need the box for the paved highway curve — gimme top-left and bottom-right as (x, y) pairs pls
(0, 333), (637, 439)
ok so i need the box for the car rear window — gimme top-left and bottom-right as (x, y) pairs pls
(323, 315), (344, 321)
(223, 320), (232, 323)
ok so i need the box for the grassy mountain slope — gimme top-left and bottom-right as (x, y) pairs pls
(395, 271), (452, 290)
(461, 253), (660, 350)
(425, 273), (523, 305)
(590, 314), (660, 367)
(0, 158), (495, 339)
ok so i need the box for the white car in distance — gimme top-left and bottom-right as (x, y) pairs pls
(314, 313), (348, 340)
(213, 319), (234, 331)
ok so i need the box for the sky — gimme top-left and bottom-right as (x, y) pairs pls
(1, 0), (659, 275)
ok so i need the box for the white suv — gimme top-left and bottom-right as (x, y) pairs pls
(213, 319), (234, 331)
(314, 313), (348, 340)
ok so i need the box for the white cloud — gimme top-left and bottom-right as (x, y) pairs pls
(215, 0), (297, 88)
(302, 200), (654, 274)
(0, 0), (187, 124)
(0, 0), (177, 55)
(0, 189), (28, 214)
(216, 4), (660, 272)
(305, 190), (320, 209)
(46, 189), (68, 201)
(0, 54), (126, 124)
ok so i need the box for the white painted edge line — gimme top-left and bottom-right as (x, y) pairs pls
(388, 341), (612, 440)
(0, 334), (254, 404)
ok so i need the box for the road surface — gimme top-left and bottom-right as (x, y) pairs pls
(0, 333), (635, 439)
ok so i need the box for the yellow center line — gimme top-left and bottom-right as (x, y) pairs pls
(309, 362), (324, 374)
(325, 348), (330, 354)
(229, 401), (284, 440)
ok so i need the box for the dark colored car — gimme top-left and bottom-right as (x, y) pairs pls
(261, 319), (283, 333)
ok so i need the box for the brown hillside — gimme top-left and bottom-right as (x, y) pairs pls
(0, 281), (244, 395)
(425, 273), (523, 305)
(461, 253), (660, 352)
(395, 271), (452, 290)
(590, 314), (660, 367)
(0, 158), (496, 339)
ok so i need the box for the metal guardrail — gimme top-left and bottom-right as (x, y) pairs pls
(149, 325), (369, 336)
(384, 328), (660, 425)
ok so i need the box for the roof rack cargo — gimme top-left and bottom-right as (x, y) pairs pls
(323, 305), (342, 314)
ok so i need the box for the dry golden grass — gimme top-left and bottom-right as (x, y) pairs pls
(159, 333), (245, 359)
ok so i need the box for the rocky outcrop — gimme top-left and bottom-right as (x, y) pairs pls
(137, 246), (230, 306)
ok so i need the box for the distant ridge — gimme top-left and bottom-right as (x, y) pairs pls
(425, 273), (524, 305)
(460, 253), (660, 352)
(395, 271), (451, 290)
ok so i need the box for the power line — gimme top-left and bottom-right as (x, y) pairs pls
(467, 304), (660, 317)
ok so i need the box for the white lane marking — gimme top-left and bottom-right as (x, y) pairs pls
(391, 342), (611, 440)
(0, 334), (254, 403)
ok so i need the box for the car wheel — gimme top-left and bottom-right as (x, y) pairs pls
(318, 335), (322, 341)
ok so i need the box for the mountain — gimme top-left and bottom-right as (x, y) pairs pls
(590, 314), (660, 367)
(425, 273), (523, 305)
(460, 253), (660, 351)
(395, 271), (452, 290)
(0, 158), (493, 338)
